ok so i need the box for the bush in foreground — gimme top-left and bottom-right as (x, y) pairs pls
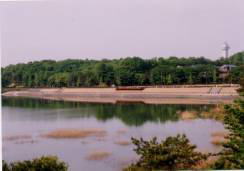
(124, 134), (209, 170)
(212, 78), (244, 169)
(2, 156), (68, 171)
(237, 77), (244, 95)
(213, 99), (244, 169)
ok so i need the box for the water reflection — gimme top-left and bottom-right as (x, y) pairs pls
(2, 97), (214, 126)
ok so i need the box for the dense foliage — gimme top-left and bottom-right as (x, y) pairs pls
(125, 134), (208, 170)
(2, 52), (244, 88)
(213, 79), (244, 169)
(237, 78), (244, 95)
(2, 156), (68, 171)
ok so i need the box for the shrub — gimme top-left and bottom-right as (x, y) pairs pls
(237, 77), (244, 95)
(2, 156), (68, 171)
(213, 99), (244, 169)
(124, 134), (209, 170)
(2, 160), (10, 171)
(212, 76), (244, 169)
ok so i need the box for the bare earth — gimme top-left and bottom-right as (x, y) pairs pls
(2, 85), (239, 104)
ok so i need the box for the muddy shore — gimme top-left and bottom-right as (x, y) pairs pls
(2, 87), (239, 104)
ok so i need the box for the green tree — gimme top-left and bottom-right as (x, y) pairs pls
(166, 74), (173, 85)
(229, 51), (244, 65)
(2, 160), (10, 171)
(213, 99), (244, 169)
(213, 80), (244, 169)
(230, 66), (244, 84)
(2, 52), (243, 88)
(150, 67), (165, 85)
(125, 134), (208, 170)
(34, 73), (39, 87)
(2, 156), (68, 171)
(238, 78), (244, 95)
(213, 69), (217, 83)
(84, 71), (98, 87)
(188, 73), (193, 84)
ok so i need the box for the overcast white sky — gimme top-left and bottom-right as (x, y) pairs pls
(0, 0), (243, 66)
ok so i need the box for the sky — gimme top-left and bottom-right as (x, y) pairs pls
(0, 0), (243, 66)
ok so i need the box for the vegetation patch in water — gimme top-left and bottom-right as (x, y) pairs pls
(200, 105), (226, 120)
(14, 139), (37, 145)
(3, 135), (32, 141)
(211, 131), (229, 137)
(85, 151), (111, 160)
(42, 128), (106, 139)
(211, 137), (228, 146)
(180, 111), (197, 120)
(114, 140), (131, 146)
(210, 131), (229, 146)
(116, 129), (128, 135)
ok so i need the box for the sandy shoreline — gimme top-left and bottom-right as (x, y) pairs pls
(2, 87), (239, 104)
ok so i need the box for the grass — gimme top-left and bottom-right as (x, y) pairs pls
(85, 151), (111, 160)
(42, 128), (106, 139)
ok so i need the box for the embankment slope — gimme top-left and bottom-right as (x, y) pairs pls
(2, 86), (239, 104)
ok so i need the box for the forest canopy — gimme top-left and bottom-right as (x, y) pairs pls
(2, 52), (244, 88)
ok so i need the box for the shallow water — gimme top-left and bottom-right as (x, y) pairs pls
(2, 97), (225, 171)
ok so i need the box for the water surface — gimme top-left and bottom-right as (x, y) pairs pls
(2, 97), (225, 171)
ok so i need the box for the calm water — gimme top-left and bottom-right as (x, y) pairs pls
(2, 97), (225, 171)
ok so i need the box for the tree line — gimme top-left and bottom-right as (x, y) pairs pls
(2, 52), (244, 88)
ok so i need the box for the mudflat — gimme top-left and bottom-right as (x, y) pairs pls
(2, 86), (239, 104)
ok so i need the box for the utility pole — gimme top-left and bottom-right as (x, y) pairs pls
(222, 42), (230, 59)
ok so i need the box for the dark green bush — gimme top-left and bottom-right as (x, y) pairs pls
(213, 99), (244, 169)
(2, 156), (68, 171)
(2, 160), (10, 171)
(125, 134), (208, 170)
(237, 77), (244, 95)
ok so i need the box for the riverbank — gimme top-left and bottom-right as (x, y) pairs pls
(2, 86), (239, 104)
